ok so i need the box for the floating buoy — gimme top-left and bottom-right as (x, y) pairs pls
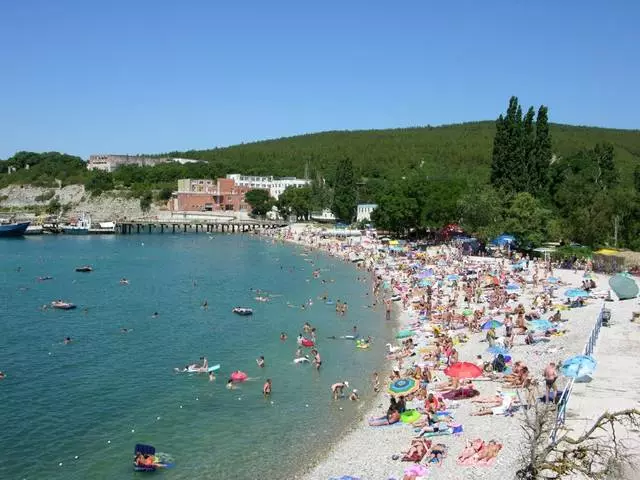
(59, 462), (63, 466)
(107, 440), (111, 444)
(156, 416), (161, 420)
(131, 429), (135, 433)
(74, 456), (79, 459)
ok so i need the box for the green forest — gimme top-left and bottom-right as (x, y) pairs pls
(1, 98), (639, 248)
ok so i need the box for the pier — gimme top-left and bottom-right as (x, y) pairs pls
(116, 218), (287, 234)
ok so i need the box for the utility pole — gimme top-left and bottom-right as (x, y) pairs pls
(613, 215), (619, 248)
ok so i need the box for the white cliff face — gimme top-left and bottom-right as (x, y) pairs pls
(0, 185), (161, 221)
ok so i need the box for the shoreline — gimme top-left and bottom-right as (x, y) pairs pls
(263, 226), (609, 480)
(259, 225), (403, 479)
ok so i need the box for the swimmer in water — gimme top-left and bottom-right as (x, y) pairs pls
(152, 312), (159, 318)
(120, 327), (130, 333)
(256, 356), (265, 368)
(226, 379), (236, 390)
(63, 337), (72, 345)
(0, 371), (5, 380)
(120, 278), (129, 285)
(209, 371), (216, 382)
(280, 332), (287, 341)
(263, 378), (272, 397)
(202, 300), (208, 310)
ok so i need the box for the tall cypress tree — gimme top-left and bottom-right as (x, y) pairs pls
(331, 157), (356, 222)
(522, 107), (536, 193)
(490, 114), (508, 190)
(533, 105), (552, 195)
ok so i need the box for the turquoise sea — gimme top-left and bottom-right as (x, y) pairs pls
(0, 234), (391, 479)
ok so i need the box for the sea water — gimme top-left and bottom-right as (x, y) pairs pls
(0, 234), (392, 479)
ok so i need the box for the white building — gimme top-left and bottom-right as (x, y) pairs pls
(225, 174), (310, 199)
(356, 203), (377, 222)
(87, 155), (203, 172)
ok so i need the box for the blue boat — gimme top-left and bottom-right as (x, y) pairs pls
(0, 221), (30, 237)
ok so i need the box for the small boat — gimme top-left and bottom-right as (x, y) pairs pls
(232, 307), (253, 316)
(89, 221), (116, 234)
(62, 213), (91, 235)
(25, 225), (44, 235)
(51, 301), (76, 310)
(75, 265), (93, 272)
(255, 296), (270, 302)
(0, 220), (30, 237)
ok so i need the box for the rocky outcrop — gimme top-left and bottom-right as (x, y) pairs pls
(0, 185), (161, 221)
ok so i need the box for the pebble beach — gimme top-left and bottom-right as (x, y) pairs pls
(262, 225), (622, 480)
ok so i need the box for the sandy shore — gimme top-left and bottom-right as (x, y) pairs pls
(261, 225), (623, 480)
(300, 266), (608, 480)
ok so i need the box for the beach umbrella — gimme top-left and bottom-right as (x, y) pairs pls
(609, 274), (639, 300)
(506, 283), (520, 291)
(447, 274), (460, 281)
(418, 279), (432, 287)
(481, 319), (503, 330)
(395, 329), (415, 339)
(388, 378), (419, 395)
(547, 276), (559, 283)
(462, 308), (474, 317)
(444, 362), (483, 379)
(561, 355), (596, 378)
(583, 272), (594, 279)
(527, 319), (554, 331)
(487, 346), (509, 356)
(564, 288), (589, 298)
(491, 234), (516, 247)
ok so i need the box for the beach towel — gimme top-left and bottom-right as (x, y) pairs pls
(416, 424), (463, 437)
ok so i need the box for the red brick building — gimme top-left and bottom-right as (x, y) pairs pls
(169, 178), (257, 212)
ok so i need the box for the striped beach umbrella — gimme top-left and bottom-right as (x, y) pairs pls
(388, 378), (419, 395)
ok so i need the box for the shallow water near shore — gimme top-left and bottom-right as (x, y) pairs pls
(0, 234), (391, 479)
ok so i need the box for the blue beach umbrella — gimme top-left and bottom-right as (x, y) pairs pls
(487, 346), (509, 356)
(418, 279), (433, 287)
(447, 274), (460, 281)
(481, 319), (504, 330)
(565, 288), (589, 298)
(506, 283), (520, 291)
(561, 355), (596, 378)
(491, 234), (516, 247)
(527, 319), (554, 331)
(388, 378), (419, 395)
(547, 277), (559, 283)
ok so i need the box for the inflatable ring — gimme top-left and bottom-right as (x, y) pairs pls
(400, 410), (421, 424)
(230, 371), (248, 382)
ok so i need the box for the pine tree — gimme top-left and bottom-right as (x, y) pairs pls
(533, 105), (552, 195)
(331, 157), (357, 222)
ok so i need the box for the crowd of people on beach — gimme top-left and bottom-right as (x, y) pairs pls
(259, 225), (606, 480)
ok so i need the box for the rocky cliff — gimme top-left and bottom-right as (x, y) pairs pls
(0, 185), (162, 220)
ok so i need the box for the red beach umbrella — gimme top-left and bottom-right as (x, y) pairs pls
(444, 362), (483, 379)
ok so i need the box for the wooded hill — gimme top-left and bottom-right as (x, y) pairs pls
(169, 121), (640, 186)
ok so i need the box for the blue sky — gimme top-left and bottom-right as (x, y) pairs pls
(1, 0), (638, 159)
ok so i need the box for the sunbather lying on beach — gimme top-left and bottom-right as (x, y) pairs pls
(457, 438), (484, 463)
(426, 443), (448, 465)
(471, 395), (514, 416)
(401, 438), (431, 462)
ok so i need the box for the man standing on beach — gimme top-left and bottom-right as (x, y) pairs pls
(543, 362), (558, 404)
(385, 298), (392, 321)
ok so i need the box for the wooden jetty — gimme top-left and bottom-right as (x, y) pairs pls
(116, 219), (287, 234)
